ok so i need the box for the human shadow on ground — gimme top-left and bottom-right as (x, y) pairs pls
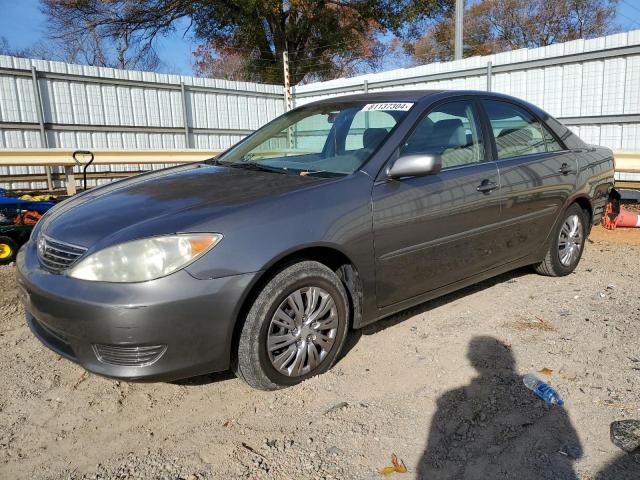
(595, 452), (640, 479)
(417, 336), (582, 480)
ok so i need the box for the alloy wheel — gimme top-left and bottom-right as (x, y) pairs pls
(267, 286), (338, 377)
(558, 214), (583, 266)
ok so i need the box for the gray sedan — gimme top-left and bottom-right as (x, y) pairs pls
(17, 91), (614, 390)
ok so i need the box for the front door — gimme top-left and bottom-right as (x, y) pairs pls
(372, 99), (501, 308)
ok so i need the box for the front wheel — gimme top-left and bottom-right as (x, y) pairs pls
(535, 203), (588, 276)
(234, 261), (350, 390)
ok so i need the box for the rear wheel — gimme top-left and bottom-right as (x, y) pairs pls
(535, 203), (588, 276)
(234, 261), (350, 390)
(0, 236), (18, 266)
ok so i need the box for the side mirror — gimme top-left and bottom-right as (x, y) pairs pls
(387, 153), (442, 179)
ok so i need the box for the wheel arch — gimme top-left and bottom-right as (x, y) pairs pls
(571, 195), (593, 224)
(532, 194), (593, 264)
(229, 244), (364, 364)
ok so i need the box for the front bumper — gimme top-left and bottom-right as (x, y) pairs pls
(16, 240), (258, 382)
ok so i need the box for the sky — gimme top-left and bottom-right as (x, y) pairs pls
(0, 0), (198, 74)
(1, 0), (640, 76)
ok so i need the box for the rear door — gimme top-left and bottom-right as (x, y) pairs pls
(372, 98), (501, 307)
(481, 99), (577, 264)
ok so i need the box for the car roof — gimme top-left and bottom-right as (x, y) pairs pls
(306, 89), (524, 105)
(310, 90), (444, 104)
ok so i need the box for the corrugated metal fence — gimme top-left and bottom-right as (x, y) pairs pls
(0, 55), (284, 189)
(3, 29), (640, 189)
(295, 29), (640, 184)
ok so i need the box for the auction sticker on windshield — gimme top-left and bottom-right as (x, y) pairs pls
(361, 103), (413, 112)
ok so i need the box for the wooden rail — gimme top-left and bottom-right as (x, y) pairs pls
(0, 149), (221, 194)
(1, 148), (639, 195)
(614, 151), (640, 172)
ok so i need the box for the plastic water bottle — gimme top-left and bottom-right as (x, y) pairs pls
(523, 373), (565, 406)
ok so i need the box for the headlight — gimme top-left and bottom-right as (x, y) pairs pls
(68, 234), (222, 282)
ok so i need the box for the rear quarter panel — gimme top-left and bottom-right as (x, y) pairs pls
(574, 146), (615, 225)
(530, 105), (614, 224)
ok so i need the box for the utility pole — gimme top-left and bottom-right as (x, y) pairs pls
(282, 50), (293, 112)
(282, 50), (294, 149)
(454, 0), (464, 61)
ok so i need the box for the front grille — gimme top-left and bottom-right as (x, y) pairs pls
(93, 344), (167, 367)
(38, 235), (87, 273)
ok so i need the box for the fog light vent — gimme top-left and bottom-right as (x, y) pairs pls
(93, 344), (166, 367)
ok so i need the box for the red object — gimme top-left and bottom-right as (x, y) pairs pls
(13, 210), (42, 225)
(602, 202), (640, 229)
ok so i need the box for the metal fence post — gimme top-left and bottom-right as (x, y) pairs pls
(180, 82), (191, 148)
(31, 66), (53, 191)
(363, 80), (370, 129)
(486, 61), (492, 92)
(64, 166), (76, 195)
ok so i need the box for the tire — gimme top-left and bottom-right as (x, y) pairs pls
(535, 203), (588, 277)
(234, 261), (350, 390)
(0, 236), (18, 266)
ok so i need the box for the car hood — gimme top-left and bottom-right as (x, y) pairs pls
(41, 163), (328, 248)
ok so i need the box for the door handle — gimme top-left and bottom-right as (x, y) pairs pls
(558, 163), (573, 175)
(476, 179), (498, 194)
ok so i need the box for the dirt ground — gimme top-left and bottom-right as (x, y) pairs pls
(1, 226), (639, 480)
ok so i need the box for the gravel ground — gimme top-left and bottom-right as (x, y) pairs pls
(1, 225), (639, 480)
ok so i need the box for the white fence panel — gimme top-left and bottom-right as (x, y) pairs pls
(0, 54), (284, 188)
(4, 29), (640, 189)
(294, 29), (640, 155)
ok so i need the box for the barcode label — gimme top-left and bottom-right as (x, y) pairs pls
(361, 103), (414, 112)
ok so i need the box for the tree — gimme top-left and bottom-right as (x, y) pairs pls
(0, 37), (35, 58)
(0, 37), (16, 56)
(408, 0), (618, 64)
(193, 45), (252, 81)
(41, 0), (161, 70)
(42, 0), (454, 84)
(484, 0), (619, 49)
(409, 1), (502, 63)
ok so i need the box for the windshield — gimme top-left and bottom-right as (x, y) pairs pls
(216, 101), (413, 176)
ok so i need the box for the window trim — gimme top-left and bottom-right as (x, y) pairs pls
(540, 121), (566, 153)
(478, 97), (570, 162)
(392, 96), (491, 172)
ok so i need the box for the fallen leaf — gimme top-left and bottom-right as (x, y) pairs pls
(73, 371), (88, 389)
(380, 453), (407, 475)
(391, 453), (407, 473)
(538, 367), (553, 376)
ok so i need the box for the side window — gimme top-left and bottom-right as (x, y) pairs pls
(401, 100), (485, 169)
(483, 100), (547, 159)
(345, 110), (397, 151)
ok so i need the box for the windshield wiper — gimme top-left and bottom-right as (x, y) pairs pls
(218, 161), (291, 174)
